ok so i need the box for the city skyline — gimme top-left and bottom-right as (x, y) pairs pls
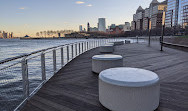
(0, 0), (164, 37)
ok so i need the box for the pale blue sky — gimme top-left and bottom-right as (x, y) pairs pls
(0, 0), (164, 37)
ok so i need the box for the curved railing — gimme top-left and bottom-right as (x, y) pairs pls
(0, 39), (123, 111)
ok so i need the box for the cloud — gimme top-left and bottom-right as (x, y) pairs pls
(86, 4), (92, 7)
(76, 1), (85, 4)
(19, 7), (25, 10)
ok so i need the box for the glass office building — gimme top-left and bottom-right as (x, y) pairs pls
(165, 0), (188, 28)
(180, 0), (188, 28)
(165, 0), (179, 27)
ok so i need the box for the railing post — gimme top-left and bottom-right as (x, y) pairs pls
(85, 42), (87, 51)
(67, 46), (69, 62)
(61, 47), (64, 67)
(21, 57), (29, 99)
(87, 42), (89, 50)
(82, 42), (84, 53)
(71, 45), (74, 59)
(79, 43), (81, 54)
(53, 49), (56, 73)
(41, 52), (46, 81)
(75, 44), (77, 56)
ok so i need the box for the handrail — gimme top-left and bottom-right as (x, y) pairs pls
(0, 41), (86, 64)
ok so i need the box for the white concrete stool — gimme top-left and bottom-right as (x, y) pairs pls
(125, 40), (131, 44)
(113, 41), (124, 45)
(106, 43), (114, 46)
(99, 67), (160, 111)
(100, 45), (114, 53)
(92, 55), (123, 73)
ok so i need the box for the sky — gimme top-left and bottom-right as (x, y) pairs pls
(0, 0), (164, 37)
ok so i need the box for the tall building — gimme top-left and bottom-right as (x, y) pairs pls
(3, 31), (8, 38)
(135, 6), (145, 30)
(143, 8), (150, 30)
(149, 0), (159, 18)
(79, 25), (83, 31)
(98, 18), (106, 32)
(90, 27), (98, 32)
(0, 31), (3, 38)
(87, 22), (90, 32)
(180, 0), (188, 28)
(123, 22), (131, 31)
(151, 1), (167, 29)
(165, 0), (179, 28)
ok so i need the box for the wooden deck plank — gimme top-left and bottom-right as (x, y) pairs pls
(22, 43), (188, 111)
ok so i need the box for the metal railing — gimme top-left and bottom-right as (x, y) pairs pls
(0, 39), (122, 111)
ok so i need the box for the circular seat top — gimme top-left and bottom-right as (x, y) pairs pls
(102, 44), (113, 46)
(92, 54), (123, 60)
(99, 67), (159, 87)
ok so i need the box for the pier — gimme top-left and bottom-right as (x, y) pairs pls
(21, 42), (188, 111)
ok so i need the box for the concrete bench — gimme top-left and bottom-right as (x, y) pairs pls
(99, 67), (160, 111)
(92, 55), (123, 73)
(113, 41), (124, 46)
(125, 40), (131, 44)
(100, 44), (114, 53)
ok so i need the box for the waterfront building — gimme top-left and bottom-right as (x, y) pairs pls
(165, 0), (188, 28)
(87, 22), (90, 32)
(79, 25), (83, 31)
(90, 27), (98, 32)
(98, 18), (106, 32)
(132, 6), (145, 30)
(151, 1), (167, 29)
(3, 31), (8, 38)
(123, 22), (131, 31)
(180, 0), (188, 28)
(149, 0), (159, 18)
(0, 31), (2, 38)
(143, 8), (150, 30)
(165, 0), (179, 28)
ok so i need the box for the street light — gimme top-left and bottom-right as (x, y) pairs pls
(148, 18), (151, 46)
(161, 10), (166, 51)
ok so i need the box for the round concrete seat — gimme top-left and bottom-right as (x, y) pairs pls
(99, 67), (160, 111)
(113, 41), (124, 45)
(92, 55), (123, 73)
(100, 45), (114, 53)
(106, 43), (114, 46)
(125, 40), (131, 44)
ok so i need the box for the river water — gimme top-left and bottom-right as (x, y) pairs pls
(0, 38), (136, 111)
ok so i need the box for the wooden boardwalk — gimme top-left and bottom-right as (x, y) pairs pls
(22, 42), (188, 111)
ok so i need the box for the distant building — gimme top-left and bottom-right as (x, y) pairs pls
(3, 31), (8, 38)
(123, 22), (131, 31)
(151, 1), (167, 29)
(0, 31), (2, 38)
(132, 0), (168, 31)
(165, 0), (188, 28)
(108, 24), (124, 34)
(90, 27), (98, 32)
(180, 0), (188, 28)
(135, 6), (145, 30)
(143, 8), (150, 30)
(98, 18), (106, 32)
(87, 22), (90, 32)
(165, 0), (179, 28)
(79, 25), (83, 32)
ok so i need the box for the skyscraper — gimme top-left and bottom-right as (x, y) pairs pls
(180, 0), (188, 28)
(79, 25), (83, 32)
(165, 0), (179, 28)
(87, 22), (90, 32)
(98, 18), (106, 32)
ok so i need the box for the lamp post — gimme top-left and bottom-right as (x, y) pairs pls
(161, 10), (166, 51)
(148, 18), (151, 46)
